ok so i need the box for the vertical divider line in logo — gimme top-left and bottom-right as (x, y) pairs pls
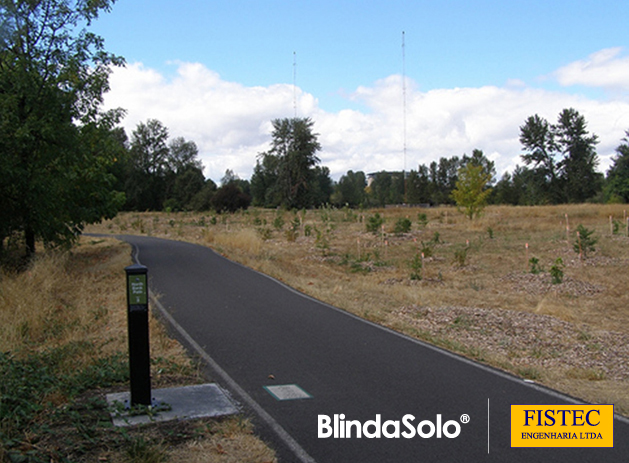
(487, 398), (490, 454)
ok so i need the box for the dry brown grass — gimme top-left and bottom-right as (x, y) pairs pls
(87, 204), (629, 416)
(169, 417), (277, 463)
(0, 237), (190, 367)
(0, 238), (130, 357)
(0, 237), (276, 463)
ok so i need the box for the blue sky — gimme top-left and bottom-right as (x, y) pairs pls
(92, 0), (629, 181)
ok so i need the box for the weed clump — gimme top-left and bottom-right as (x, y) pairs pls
(453, 246), (469, 267)
(550, 258), (564, 285)
(409, 253), (423, 280)
(529, 257), (542, 275)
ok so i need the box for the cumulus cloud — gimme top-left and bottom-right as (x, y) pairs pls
(105, 62), (308, 180)
(554, 47), (629, 91)
(103, 54), (629, 183)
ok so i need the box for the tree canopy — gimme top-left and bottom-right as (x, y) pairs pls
(451, 164), (493, 219)
(121, 119), (216, 212)
(251, 117), (329, 209)
(0, 0), (125, 256)
(605, 131), (629, 202)
(517, 109), (601, 204)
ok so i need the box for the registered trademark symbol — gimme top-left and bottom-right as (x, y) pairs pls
(460, 414), (470, 424)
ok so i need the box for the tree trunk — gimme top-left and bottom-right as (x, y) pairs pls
(25, 226), (36, 258)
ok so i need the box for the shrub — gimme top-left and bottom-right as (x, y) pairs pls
(285, 218), (300, 242)
(409, 253), (423, 280)
(573, 224), (597, 258)
(550, 258), (564, 284)
(394, 218), (412, 234)
(420, 241), (434, 258)
(211, 183), (251, 213)
(257, 228), (273, 240)
(314, 226), (330, 254)
(366, 213), (384, 234)
(453, 246), (469, 267)
(529, 257), (542, 275)
(417, 213), (428, 229)
(273, 214), (285, 230)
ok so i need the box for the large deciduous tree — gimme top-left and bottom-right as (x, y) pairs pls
(451, 163), (493, 220)
(125, 119), (169, 210)
(519, 109), (601, 204)
(123, 119), (210, 211)
(0, 0), (125, 256)
(519, 114), (560, 203)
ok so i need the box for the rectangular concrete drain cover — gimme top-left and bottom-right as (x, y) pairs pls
(106, 383), (238, 427)
(264, 384), (312, 401)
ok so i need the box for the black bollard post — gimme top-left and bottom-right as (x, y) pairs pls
(125, 264), (152, 407)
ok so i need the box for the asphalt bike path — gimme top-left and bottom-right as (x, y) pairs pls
(119, 235), (629, 463)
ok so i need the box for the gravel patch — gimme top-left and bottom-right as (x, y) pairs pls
(393, 305), (629, 381)
(500, 272), (604, 296)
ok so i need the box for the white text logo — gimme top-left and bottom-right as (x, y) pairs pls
(318, 414), (468, 439)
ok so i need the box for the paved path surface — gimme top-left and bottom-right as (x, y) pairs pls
(120, 235), (629, 462)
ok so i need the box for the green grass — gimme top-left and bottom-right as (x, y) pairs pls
(0, 348), (129, 462)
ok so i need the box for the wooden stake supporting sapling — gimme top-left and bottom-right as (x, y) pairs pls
(565, 213), (570, 242)
(610, 215), (613, 236)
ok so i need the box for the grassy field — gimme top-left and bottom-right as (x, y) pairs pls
(87, 204), (629, 417)
(0, 237), (276, 462)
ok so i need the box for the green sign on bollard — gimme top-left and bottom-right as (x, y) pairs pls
(124, 263), (152, 407)
(128, 273), (148, 306)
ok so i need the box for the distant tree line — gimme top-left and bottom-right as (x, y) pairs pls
(110, 109), (629, 215)
(334, 108), (629, 208)
(21, 1), (629, 264)
(106, 119), (252, 213)
(332, 149), (496, 209)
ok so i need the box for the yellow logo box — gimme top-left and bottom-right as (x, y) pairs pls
(511, 405), (614, 448)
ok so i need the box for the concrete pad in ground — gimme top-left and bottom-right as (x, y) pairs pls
(106, 383), (239, 427)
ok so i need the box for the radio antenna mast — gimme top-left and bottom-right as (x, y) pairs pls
(402, 31), (407, 202)
(293, 51), (297, 118)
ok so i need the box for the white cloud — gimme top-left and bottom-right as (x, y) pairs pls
(103, 56), (629, 183)
(554, 47), (629, 91)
